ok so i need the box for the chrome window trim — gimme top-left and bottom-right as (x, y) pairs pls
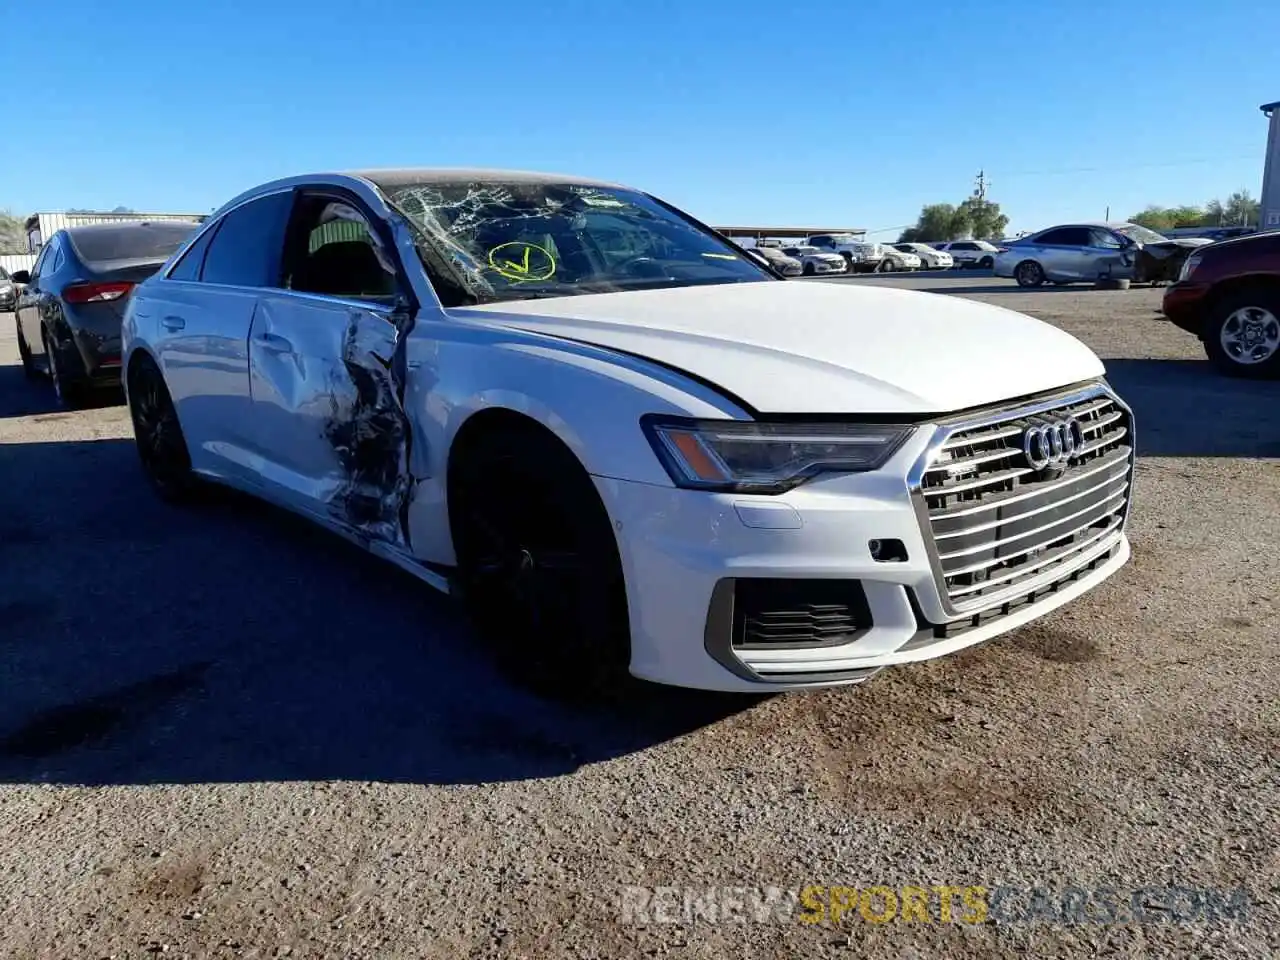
(906, 379), (1135, 620)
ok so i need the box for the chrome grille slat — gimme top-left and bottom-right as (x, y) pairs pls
(931, 465), (1035, 495)
(914, 384), (1134, 615)
(939, 424), (1022, 451)
(925, 446), (1024, 474)
(947, 517), (1123, 600)
(938, 491), (1127, 571)
(929, 450), (1130, 522)
(933, 467), (1129, 539)
(1081, 410), (1123, 433)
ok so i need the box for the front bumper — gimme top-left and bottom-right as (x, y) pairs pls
(593, 419), (1132, 693)
(812, 261), (846, 273)
(1161, 281), (1210, 336)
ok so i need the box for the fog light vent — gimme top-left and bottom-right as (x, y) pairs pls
(732, 579), (872, 650)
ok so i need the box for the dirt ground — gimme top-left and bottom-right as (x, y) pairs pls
(0, 278), (1276, 959)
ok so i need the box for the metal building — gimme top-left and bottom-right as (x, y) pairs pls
(22, 211), (206, 254)
(1262, 99), (1280, 233)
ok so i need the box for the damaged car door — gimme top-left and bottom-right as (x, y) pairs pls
(247, 194), (413, 545)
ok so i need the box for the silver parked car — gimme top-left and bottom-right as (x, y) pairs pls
(781, 245), (848, 275)
(748, 245), (804, 276)
(993, 221), (1208, 288)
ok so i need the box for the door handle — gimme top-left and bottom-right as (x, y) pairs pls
(161, 315), (186, 331)
(256, 332), (292, 353)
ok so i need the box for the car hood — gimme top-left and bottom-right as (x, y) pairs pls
(451, 281), (1105, 415)
(1144, 238), (1213, 250)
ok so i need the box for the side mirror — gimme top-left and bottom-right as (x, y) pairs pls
(10, 270), (30, 284)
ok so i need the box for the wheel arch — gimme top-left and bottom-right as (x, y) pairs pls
(1203, 274), (1280, 318)
(443, 405), (612, 575)
(124, 344), (163, 405)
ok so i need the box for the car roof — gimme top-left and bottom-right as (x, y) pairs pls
(350, 167), (629, 191)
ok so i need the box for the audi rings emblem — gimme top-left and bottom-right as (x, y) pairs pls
(1022, 416), (1085, 471)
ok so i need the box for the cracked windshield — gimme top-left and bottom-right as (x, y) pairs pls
(386, 180), (771, 301)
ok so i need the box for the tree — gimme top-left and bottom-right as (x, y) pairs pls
(1206, 189), (1258, 227)
(899, 203), (964, 243)
(957, 196), (1009, 240)
(898, 196), (1009, 242)
(0, 210), (25, 255)
(1129, 191), (1259, 230)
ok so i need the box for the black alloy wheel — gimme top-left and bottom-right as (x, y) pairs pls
(128, 358), (199, 501)
(451, 425), (632, 702)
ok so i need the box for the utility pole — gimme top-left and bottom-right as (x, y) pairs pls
(970, 170), (990, 240)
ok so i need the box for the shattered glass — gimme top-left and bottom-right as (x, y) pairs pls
(384, 180), (771, 304)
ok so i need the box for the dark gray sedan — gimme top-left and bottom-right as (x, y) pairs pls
(0, 267), (15, 311)
(12, 220), (196, 406)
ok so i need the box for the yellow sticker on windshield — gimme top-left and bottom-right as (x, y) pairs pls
(488, 241), (557, 282)
(701, 252), (738, 260)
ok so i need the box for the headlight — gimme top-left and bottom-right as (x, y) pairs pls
(1178, 252), (1204, 282)
(641, 417), (914, 493)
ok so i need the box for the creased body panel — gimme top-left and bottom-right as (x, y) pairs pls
(248, 293), (412, 544)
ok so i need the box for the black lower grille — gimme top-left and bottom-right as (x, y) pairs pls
(731, 579), (872, 650)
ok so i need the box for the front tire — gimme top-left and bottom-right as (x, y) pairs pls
(979, 255), (994, 269)
(803, 262), (815, 276)
(1204, 288), (1280, 379)
(127, 354), (202, 501)
(450, 422), (633, 701)
(1014, 260), (1046, 288)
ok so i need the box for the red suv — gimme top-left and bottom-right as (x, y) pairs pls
(1162, 231), (1280, 378)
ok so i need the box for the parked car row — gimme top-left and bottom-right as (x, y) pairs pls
(4, 167), (1137, 700)
(751, 235), (1002, 274)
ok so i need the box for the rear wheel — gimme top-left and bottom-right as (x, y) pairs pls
(15, 317), (37, 379)
(1014, 260), (1046, 288)
(1204, 289), (1280, 379)
(450, 423), (633, 702)
(128, 355), (202, 501)
(43, 326), (86, 408)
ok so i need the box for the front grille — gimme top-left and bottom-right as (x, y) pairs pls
(916, 386), (1133, 613)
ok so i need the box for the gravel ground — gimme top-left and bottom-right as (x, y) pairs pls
(0, 281), (1276, 959)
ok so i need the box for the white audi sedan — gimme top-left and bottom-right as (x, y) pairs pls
(122, 169), (1134, 696)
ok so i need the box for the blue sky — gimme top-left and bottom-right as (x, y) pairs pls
(2, 0), (1276, 237)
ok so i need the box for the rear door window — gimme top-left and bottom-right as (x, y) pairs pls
(167, 225), (221, 282)
(201, 193), (293, 287)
